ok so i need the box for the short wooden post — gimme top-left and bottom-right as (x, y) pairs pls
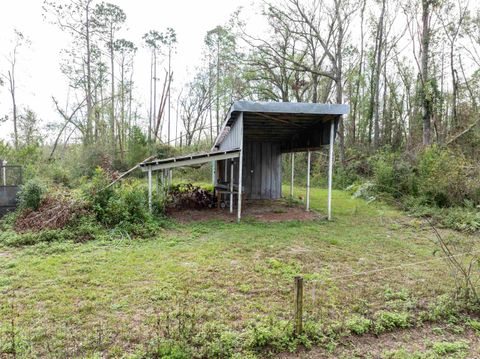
(294, 276), (304, 336)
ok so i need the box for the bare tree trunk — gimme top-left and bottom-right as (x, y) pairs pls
(153, 51), (157, 141)
(110, 26), (116, 155)
(85, 0), (93, 144)
(335, 0), (345, 164)
(7, 70), (18, 149)
(148, 51), (153, 143)
(351, 0), (366, 146)
(216, 40), (220, 134)
(373, 0), (386, 149)
(421, 0), (432, 146)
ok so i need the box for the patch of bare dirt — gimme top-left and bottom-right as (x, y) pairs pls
(168, 199), (323, 223)
(280, 323), (480, 358)
(0, 252), (12, 259)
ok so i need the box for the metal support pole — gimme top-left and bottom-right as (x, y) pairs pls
(1, 160), (6, 186)
(229, 159), (234, 213)
(290, 153), (294, 199)
(212, 160), (216, 187)
(148, 168), (152, 212)
(328, 120), (335, 220)
(237, 113), (244, 223)
(168, 169), (172, 188)
(306, 150), (311, 211)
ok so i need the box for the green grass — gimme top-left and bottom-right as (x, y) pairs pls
(0, 186), (477, 357)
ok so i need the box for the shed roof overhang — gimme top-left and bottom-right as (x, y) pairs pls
(213, 101), (349, 152)
(139, 149), (240, 172)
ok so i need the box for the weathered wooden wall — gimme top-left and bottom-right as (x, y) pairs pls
(218, 115), (242, 151)
(243, 142), (282, 199)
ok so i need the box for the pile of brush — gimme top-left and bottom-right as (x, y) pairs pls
(15, 194), (88, 232)
(168, 183), (216, 210)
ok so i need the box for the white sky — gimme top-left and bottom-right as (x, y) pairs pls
(0, 0), (261, 143)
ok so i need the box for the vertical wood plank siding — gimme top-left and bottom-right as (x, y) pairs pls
(243, 141), (282, 199)
(219, 116), (242, 151)
(217, 113), (285, 200)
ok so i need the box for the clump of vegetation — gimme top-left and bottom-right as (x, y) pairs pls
(374, 311), (411, 334)
(18, 179), (45, 211)
(344, 147), (480, 233)
(430, 340), (470, 355)
(85, 168), (150, 225)
(345, 315), (372, 335)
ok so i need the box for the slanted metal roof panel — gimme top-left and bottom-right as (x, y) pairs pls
(139, 148), (240, 172)
(230, 101), (349, 116)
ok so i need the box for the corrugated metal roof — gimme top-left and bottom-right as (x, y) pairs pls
(213, 101), (349, 150)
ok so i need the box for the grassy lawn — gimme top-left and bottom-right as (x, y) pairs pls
(0, 186), (478, 357)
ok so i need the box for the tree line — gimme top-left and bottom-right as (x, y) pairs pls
(1, 0), (479, 167)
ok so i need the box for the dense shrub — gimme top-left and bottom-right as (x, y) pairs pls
(370, 151), (417, 199)
(417, 146), (479, 207)
(85, 167), (155, 228)
(18, 179), (45, 210)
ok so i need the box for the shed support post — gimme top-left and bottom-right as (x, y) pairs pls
(237, 113), (244, 223)
(306, 150), (311, 212)
(148, 168), (152, 213)
(168, 169), (172, 188)
(212, 160), (216, 187)
(328, 120), (335, 220)
(229, 160), (234, 213)
(290, 153), (294, 199)
(1, 160), (6, 186)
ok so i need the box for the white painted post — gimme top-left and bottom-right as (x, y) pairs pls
(148, 168), (152, 212)
(290, 153), (294, 199)
(230, 159), (234, 213)
(212, 160), (216, 187)
(237, 113), (244, 223)
(328, 120), (335, 220)
(1, 160), (6, 186)
(306, 150), (311, 212)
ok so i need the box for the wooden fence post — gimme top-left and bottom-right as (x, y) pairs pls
(294, 276), (304, 336)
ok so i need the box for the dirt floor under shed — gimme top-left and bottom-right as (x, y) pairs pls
(166, 199), (323, 223)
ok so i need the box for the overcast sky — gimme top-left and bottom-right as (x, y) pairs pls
(0, 0), (261, 142)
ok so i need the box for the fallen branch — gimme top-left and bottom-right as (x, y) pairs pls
(445, 119), (480, 146)
(101, 155), (156, 191)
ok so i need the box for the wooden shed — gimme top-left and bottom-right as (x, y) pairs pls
(140, 101), (349, 222)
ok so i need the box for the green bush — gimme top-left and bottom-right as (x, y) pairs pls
(417, 146), (472, 207)
(370, 151), (417, 199)
(85, 167), (156, 229)
(18, 179), (45, 210)
(49, 163), (72, 187)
